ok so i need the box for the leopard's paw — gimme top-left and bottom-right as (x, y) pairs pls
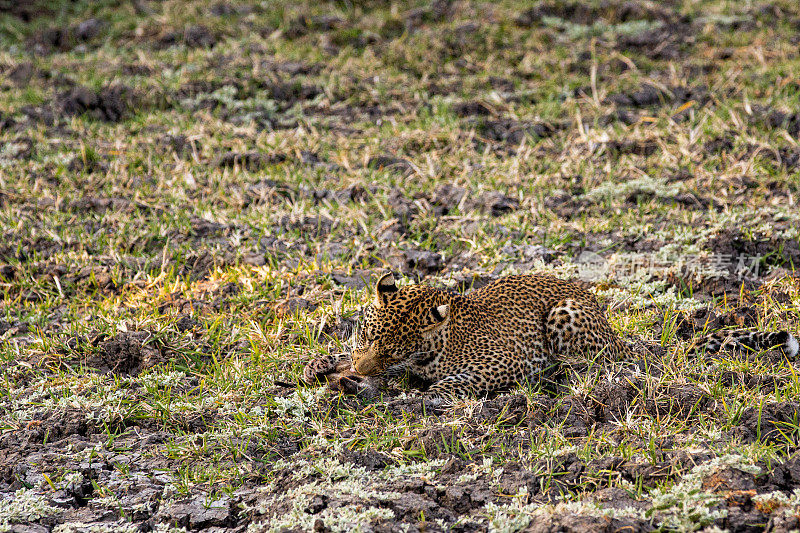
(302, 354), (341, 385)
(421, 391), (446, 407)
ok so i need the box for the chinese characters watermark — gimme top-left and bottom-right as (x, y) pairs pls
(576, 251), (763, 281)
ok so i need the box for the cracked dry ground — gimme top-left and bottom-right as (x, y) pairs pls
(2, 0), (800, 531)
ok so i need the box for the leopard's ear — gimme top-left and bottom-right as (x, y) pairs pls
(374, 272), (398, 307)
(422, 304), (449, 332)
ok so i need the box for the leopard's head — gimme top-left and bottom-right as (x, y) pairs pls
(351, 273), (450, 376)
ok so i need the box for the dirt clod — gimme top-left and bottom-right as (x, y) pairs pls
(59, 85), (134, 122)
(92, 332), (164, 376)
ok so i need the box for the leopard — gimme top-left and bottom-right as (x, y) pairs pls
(304, 272), (798, 401)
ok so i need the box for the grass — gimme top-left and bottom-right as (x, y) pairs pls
(1, 0), (800, 530)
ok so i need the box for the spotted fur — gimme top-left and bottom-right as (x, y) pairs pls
(691, 330), (798, 358)
(350, 273), (630, 401)
(305, 273), (797, 402)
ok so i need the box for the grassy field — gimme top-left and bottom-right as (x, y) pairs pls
(2, 0), (800, 531)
